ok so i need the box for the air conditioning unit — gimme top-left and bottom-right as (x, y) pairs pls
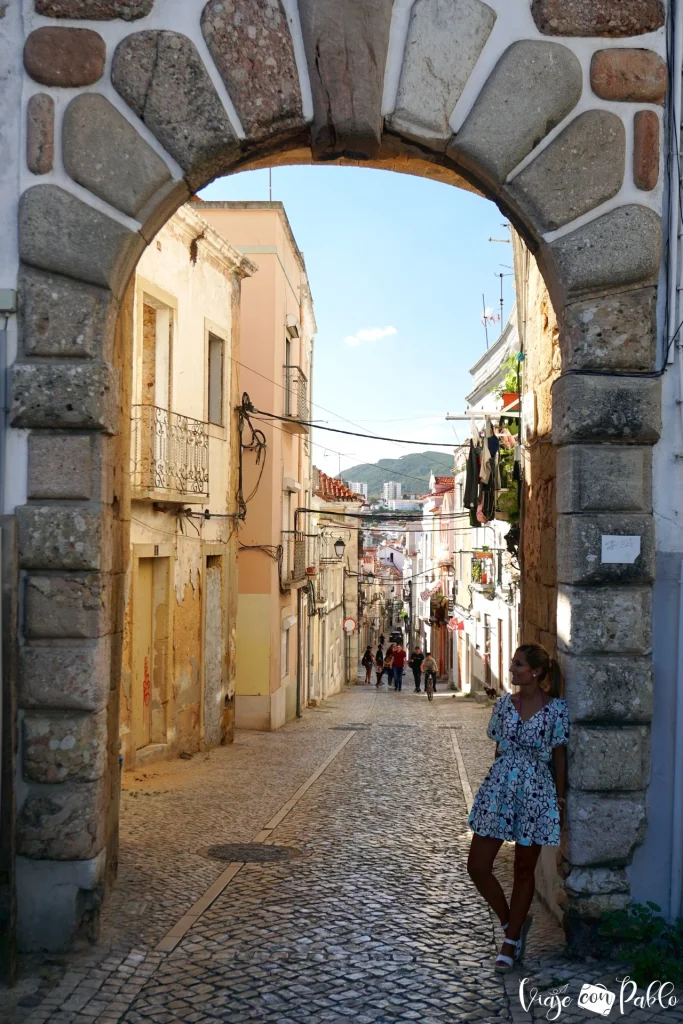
(286, 314), (301, 339)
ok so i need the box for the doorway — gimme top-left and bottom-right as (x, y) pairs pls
(132, 556), (170, 754)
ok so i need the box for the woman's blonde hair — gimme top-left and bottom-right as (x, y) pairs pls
(516, 643), (564, 698)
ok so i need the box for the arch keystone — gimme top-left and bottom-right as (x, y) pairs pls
(390, 0), (496, 145)
(201, 0), (305, 142)
(299, 0), (394, 160)
(508, 111), (625, 233)
(111, 31), (239, 190)
(63, 94), (172, 219)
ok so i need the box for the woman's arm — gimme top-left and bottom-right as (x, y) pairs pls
(553, 745), (567, 827)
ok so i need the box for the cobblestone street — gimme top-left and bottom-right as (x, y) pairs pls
(4, 686), (683, 1024)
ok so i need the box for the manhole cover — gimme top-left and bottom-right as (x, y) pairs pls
(203, 844), (302, 863)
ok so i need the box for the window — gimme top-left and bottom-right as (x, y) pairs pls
(281, 628), (289, 680)
(207, 333), (224, 425)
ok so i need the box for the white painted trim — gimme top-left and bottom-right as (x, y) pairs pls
(282, 0), (314, 122)
(382, 0), (417, 117)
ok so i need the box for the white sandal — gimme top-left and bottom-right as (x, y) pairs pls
(494, 937), (520, 973)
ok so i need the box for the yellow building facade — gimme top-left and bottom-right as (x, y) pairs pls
(120, 205), (255, 768)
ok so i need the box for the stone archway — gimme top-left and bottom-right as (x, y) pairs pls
(12, 0), (664, 951)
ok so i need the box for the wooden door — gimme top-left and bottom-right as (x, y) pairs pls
(133, 558), (153, 750)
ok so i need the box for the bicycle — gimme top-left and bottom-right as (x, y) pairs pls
(425, 670), (437, 702)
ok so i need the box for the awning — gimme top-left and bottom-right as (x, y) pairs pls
(447, 616), (465, 632)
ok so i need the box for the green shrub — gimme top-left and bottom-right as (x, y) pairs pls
(600, 903), (683, 986)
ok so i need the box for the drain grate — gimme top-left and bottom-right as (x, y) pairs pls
(330, 723), (371, 731)
(203, 844), (302, 863)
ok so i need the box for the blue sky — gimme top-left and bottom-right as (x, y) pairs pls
(200, 166), (514, 484)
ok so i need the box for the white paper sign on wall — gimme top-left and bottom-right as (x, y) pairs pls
(601, 535), (641, 564)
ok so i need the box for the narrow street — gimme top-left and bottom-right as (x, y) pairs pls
(5, 688), (682, 1024)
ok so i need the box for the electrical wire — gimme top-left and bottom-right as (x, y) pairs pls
(229, 353), (457, 477)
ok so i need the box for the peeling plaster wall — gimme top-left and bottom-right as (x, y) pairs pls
(119, 208), (248, 766)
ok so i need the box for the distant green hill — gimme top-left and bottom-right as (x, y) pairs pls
(339, 450), (454, 499)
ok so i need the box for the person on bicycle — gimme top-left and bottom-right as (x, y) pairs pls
(423, 652), (438, 694)
(409, 646), (424, 692)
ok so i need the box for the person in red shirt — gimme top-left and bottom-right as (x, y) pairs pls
(392, 644), (407, 691)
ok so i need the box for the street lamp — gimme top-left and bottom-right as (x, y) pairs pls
(334, 538), (346, 559)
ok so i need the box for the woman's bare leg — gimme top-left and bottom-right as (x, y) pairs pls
(506, 843), (542, 940)
(467, 834), (509, 926)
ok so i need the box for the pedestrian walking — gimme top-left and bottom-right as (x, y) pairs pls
(422, 652), (438, 693)
(466, 643), (568, 973)
(408, 646), (424, 692)
(392, 643), (406, 692)
(382, 644), (395, 686)
(374, 645), (384, 687)
(361, 646), (374, 685)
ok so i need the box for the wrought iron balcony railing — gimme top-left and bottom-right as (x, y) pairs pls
(284, 364), (309, 430)
(131, 404), (209, 499)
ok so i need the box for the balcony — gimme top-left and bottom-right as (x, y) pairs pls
(282, 531), (317, 588)
(131, 404), (209, 503)
(283, 364), (309, 433)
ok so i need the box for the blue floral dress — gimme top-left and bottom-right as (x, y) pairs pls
(468, 693), (569, 847)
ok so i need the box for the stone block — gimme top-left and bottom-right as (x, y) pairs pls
(24, 28), (105, 87)
(19, 185), (144, 296)
(201, 0), (304, 142)
(23, 709), (108, 783)
(18, 505), (109, 572)
(450, 41), (581, 183)
(557, 585), (651, 655)
(565, 866), (630, 894)
(11, 362), (120, 434)
(28, 435), (94, 500)
(552, 374), (661, 445)
(634, 110), (660, 192)
(63, 94), (171, 219)
(563, 654), (653, 724)
(560, 288), (657, 372)
(17, 777), (107, 860)
(532, 0), (664, 38)
(569, 725), (650, 791)
(25, 574), (112, 639)
(549, 205), (661, 301)
(27, 94), (54, 176)
(299, 0), (393, 160)
(508, 111), (625, 232)
(390, 0), (496, 144)
(557, 445), (652, 514)
(19, 639), (111, 713)
(35, 0), (152, 17)
(564, 892), (632, 917)
(17, 851), (105, 953)
(557, 513), (654, 585)
(591, 48), (667, 104)
(563, 791), (646, 866)
(112, 31), (238, 191)
(19, 265), (118, 361)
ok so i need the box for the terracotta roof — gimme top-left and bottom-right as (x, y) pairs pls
(433, 476), (455, 494)
(314, 469), (364, 502)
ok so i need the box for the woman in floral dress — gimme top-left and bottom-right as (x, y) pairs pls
(467, 643), (568, 972)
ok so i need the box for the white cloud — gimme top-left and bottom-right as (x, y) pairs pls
(344, 325), (397, 347)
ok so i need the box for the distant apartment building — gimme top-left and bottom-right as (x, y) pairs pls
(121, 205), (255, 768)
(388, 499), (421, 512)
(383, 481), (402, 501)
(347, 481), (368, 500)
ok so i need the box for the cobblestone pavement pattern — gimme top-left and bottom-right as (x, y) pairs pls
(3, 685), (683, 1023)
